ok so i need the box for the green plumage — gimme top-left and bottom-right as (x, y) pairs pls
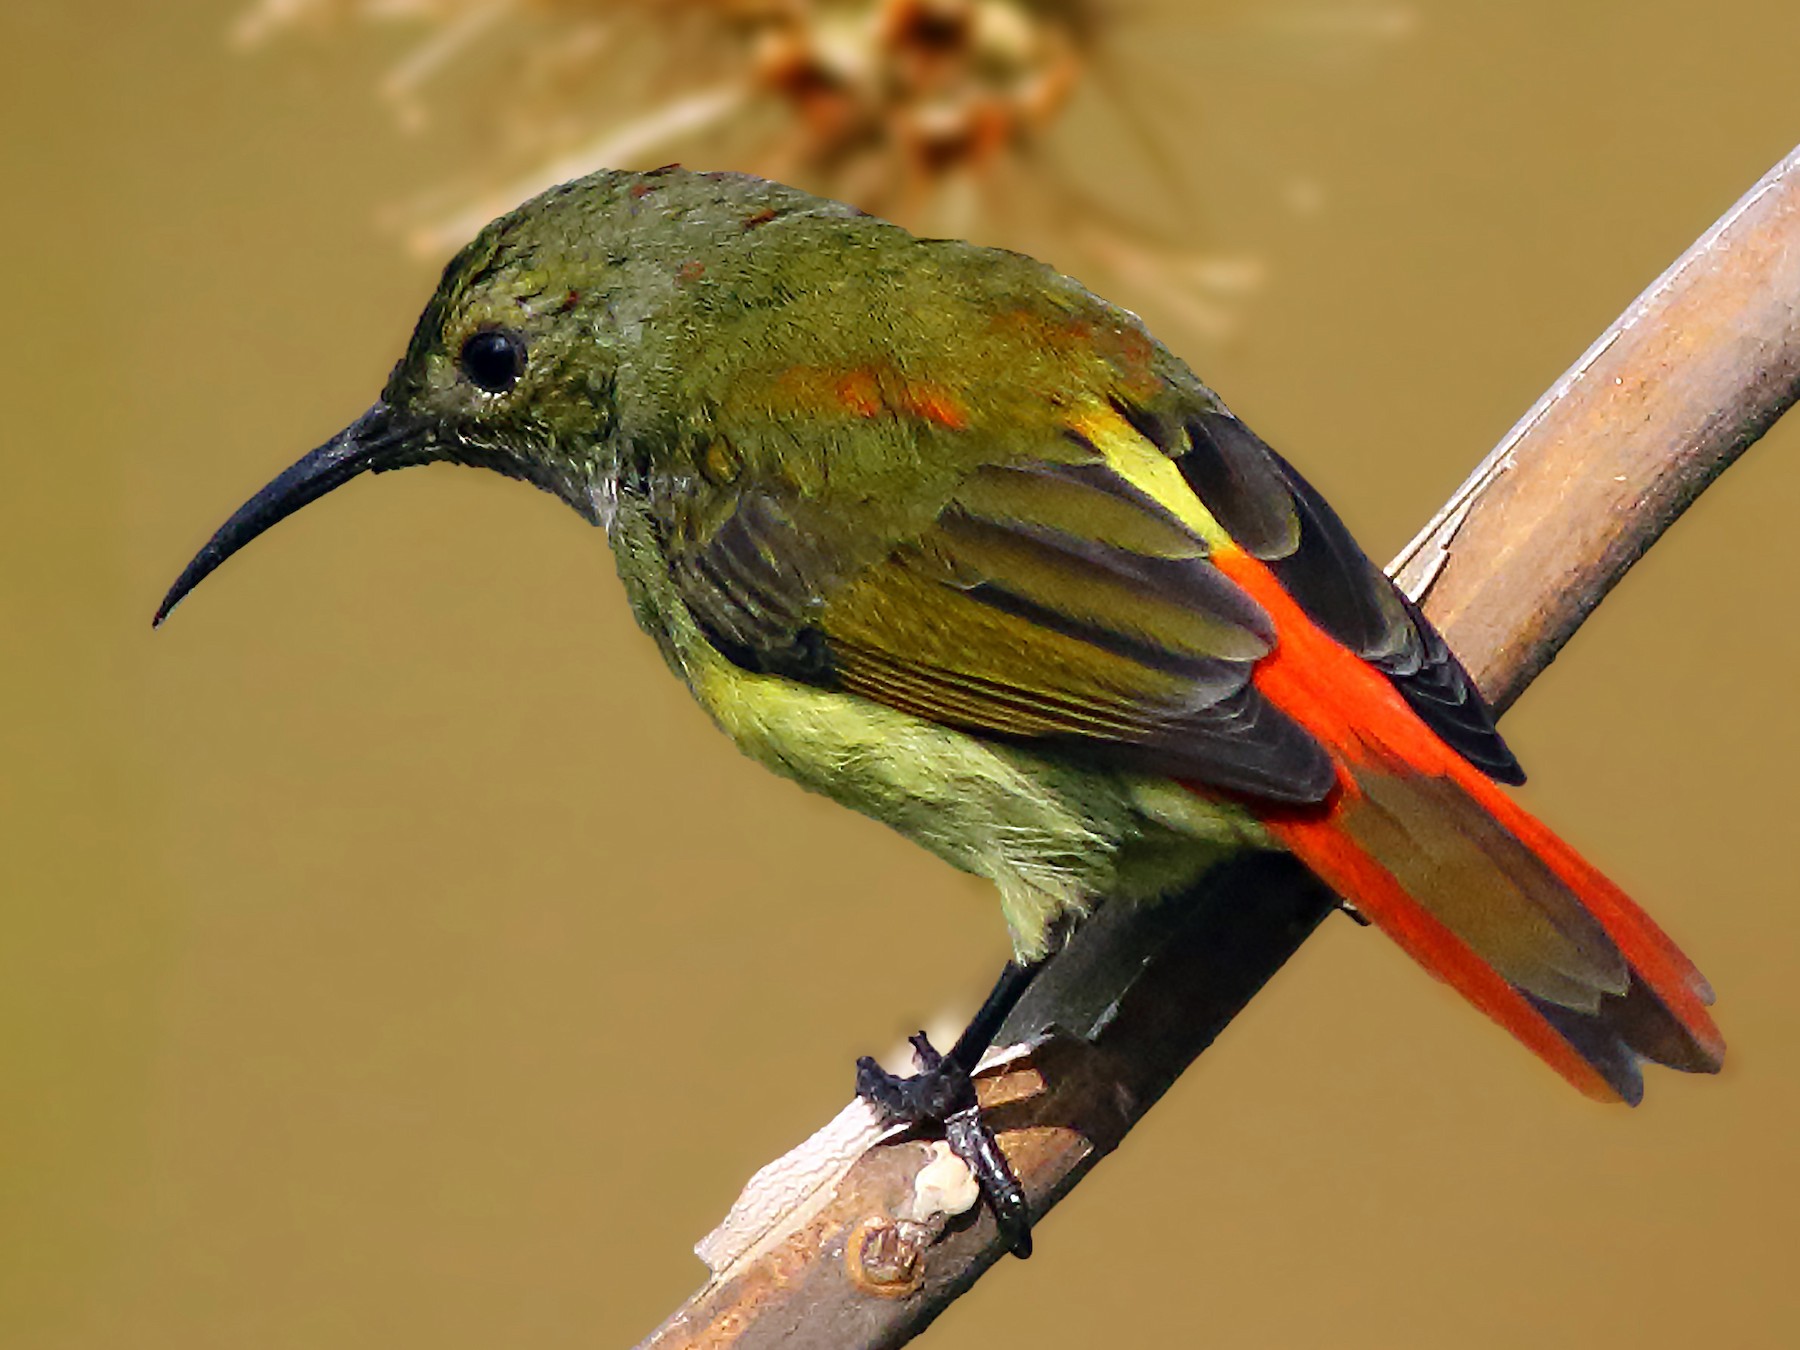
(158, 167), (1729, 1120)
(156, 166), (1512, 960)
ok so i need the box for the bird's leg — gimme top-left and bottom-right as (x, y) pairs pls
(855, 958), (1043, 1257)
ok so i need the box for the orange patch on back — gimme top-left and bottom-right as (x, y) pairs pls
(899, 383), (970, 430)
(834, 368), (883, 417)
(777, 364), (970, 430)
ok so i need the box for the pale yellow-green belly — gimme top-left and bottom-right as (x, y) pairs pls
(686, 643), (1270, 960)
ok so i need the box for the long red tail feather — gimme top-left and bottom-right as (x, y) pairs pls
(1205, 544), (1723, 1103)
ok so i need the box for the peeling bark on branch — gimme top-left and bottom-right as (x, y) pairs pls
(637, 144), (1800, 1350)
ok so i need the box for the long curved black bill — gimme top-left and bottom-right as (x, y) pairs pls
(154, 402), (423, 627)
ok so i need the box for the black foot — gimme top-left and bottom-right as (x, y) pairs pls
(856, 1031), (1033, 1258)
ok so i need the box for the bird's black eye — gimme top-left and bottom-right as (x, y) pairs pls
(459, 328), (527, 394)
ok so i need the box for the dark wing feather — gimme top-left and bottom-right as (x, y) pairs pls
(824, 491), (1335, 800)
(1180, 409), (1525, 784)
(650, 381), (1509, 799)
(648, 445), (1336, 803)
(666, 488), (845, 681)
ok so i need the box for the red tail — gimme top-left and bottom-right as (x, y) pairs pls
(1208, 546), (1722, 1103)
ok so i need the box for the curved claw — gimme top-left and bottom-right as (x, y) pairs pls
(854, 1032), (1034, 1259)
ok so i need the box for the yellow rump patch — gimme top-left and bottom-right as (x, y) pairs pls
(1066, 405), (1234, 550)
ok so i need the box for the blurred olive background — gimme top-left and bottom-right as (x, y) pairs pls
(6, 2), (1800, 1347)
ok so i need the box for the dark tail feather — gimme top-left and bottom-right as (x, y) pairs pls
(1268, 753), (1723, 1103)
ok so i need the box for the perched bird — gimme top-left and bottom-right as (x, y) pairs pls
(158, 167), (1723, 1256)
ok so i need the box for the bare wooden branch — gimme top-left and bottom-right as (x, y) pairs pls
(1390, 147), (1800, 710)
(637, 143), (1800, 1350)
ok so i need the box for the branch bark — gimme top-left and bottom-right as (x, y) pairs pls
(637, 143), (1800, 1350)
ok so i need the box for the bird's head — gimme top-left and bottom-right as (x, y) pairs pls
(155, 166), (845, 625)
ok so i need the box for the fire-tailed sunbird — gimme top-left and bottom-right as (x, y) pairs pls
(157, 168), (1723, 1256)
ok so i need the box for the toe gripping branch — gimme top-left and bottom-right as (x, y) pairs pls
(855, 960), (1044, 1258)
(855, 1032), (1033, 1258)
